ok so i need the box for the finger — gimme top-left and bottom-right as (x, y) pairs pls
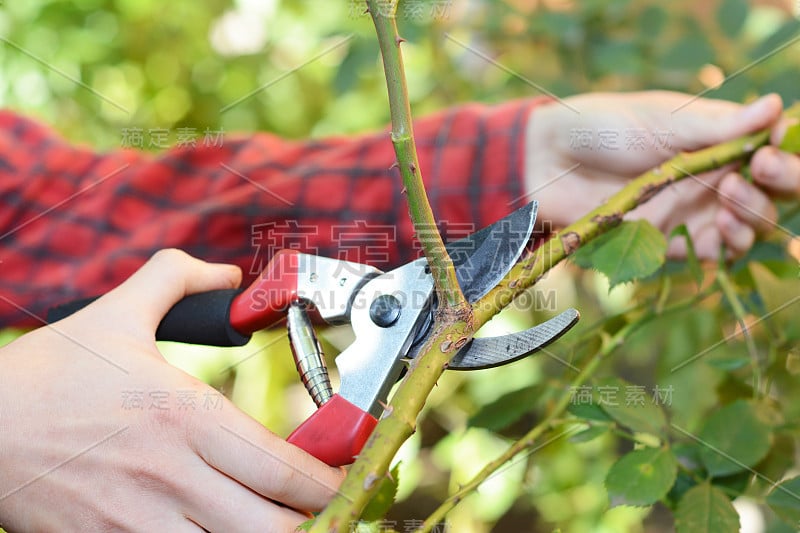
(189, 406), (344, 513)
(151, 518), (205, 533)
(674, 93), (783, 150)
(105, 249), (242, 330)
(691, 223), (724, 262)
(751, 145), (800, 197)
(716, 208), (755, 257)
(717, 173), (778, 234)
(179, 455), (312, 533)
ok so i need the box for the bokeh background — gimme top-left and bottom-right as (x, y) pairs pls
(1, 1), (799, 532)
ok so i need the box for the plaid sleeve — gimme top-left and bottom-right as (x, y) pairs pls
(0, 97), (550, 328)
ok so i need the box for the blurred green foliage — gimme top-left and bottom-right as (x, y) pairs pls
(2, 0), (800, 532)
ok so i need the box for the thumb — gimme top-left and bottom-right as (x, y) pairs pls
(105, 249), (242, 331)
(674, 93), (783, 150)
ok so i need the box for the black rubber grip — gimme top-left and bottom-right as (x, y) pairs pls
(47, 289), (251, 347)
(47, 296), (101, 323)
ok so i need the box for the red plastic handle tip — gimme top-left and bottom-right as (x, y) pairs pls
(230, 249), (301, 334)
(287, 395), (377, 467)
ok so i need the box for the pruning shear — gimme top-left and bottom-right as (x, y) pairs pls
(49, 201), (579, 466)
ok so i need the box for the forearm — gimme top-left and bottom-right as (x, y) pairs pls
(0, 98), (547, 327)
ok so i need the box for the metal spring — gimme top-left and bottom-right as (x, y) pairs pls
(287, 301), (333, 407)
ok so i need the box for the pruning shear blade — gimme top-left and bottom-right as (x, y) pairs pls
(448, 308), (580, 370)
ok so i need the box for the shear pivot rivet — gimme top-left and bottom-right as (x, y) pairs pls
(369, 295), (401, 327)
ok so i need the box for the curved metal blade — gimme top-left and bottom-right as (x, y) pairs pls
(445, 201), (537, 303)
(448, 308), (580, 370)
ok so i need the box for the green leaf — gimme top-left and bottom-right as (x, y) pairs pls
(779, 121), (800, 154)
(750, 262), (800, 342)
(590, 40), (643, 76)
(468, 385), (542, 432)
(297, 519), (315, 531)
(717, 0), (748, 39)
(333, 41), (379, 95)
(605, 447), (678, 507)
(766, 476), (800, 525)
(571, 220), (667, 289)
(638, 6), (667, 39)
(715, 374), (755, 405)
(711, 471), (751, 499)
(674, 482), (740, 533)
(569, 424), (610, 443)
(568, 401), (614, 423)
(751, 433), (796, 494)
(750, 19), (800, 61)
(661, 33), (715, 70)
(668, 470), (700, 508)
(763, 70), (799, 110)
(706, 356), (750, 371)
(670, 224), (704, 287)
(360, 463), (400, 522)
(597, 377), (667, 436)
(697, 400), (772, 477)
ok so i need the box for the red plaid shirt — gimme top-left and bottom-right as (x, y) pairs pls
(0, 98), (546, 328)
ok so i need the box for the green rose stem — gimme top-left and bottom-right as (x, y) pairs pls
(367, 1), (465, 310)
(310, 4), (800, 527)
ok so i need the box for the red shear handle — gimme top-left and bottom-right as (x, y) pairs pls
(287, 394), (377, 467)
(230, 249), (301, 334)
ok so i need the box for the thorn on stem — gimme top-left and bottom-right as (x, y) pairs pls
(396, 35), (407, 45)
(389, 161), (399, 170)
(401, 186), (407, 194)
(364, 472), (380, 490)
(560, 231), (581, 255)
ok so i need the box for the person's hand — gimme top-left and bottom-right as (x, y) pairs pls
(525, 91), (800, 259)
(0, 249), (343, 532)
